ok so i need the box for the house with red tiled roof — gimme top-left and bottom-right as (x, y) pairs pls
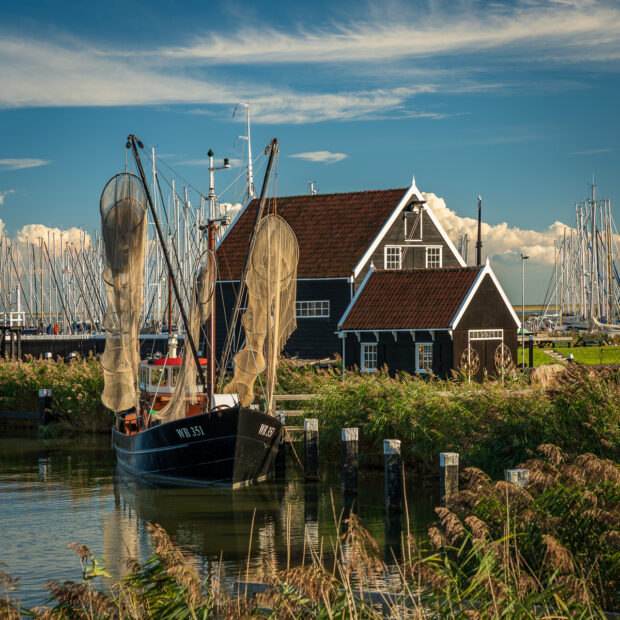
(215, 178), (466, 359)
(336, 261), (520, 379)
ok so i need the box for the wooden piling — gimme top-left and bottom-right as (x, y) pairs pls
(304, 418), (319, 480)
(275, 411), (286, 477)
(528, 335), (534, 368)
(383, 439), (402, 511)
(38, 388), (52, 426)
(341, 427), (359, 493)
(440, 452), (459, 505)
(506, 468), (529, 488)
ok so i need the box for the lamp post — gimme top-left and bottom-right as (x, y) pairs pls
(521, 253), (530, 368)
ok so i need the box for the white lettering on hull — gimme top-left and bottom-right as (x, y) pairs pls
(175, 425), (205, 439)
(258, 424), (275, 438)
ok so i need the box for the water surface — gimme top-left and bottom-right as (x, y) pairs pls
(0, 434), (438, 608)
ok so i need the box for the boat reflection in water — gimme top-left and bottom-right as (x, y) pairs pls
(109, 463), (438, 591)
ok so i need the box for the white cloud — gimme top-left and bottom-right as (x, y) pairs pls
(163, 2), (620, 65)
(16, 224), (92, 252)
(0, 158), (50, 170)
(0, 1), (618, 124)
(0, 189), (15, 205)
(290, 151), (348, 164)
(423, 192), (569, 267)
(569, 148), (613, 155)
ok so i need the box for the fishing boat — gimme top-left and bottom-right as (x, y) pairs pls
(103, 135), (297, 487)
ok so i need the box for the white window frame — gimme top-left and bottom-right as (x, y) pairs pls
(384, 245), (402, 270)
(361, 343), (378, 372)
(425, 246), (442, 268)
(296, 300), (330, 318)
(468, 329), (503, 341)
(415, 343), (433, 374)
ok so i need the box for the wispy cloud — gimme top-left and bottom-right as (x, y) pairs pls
(0, 189), (15, 205)
(568, 147), (613, 155)
(162, 2), (620, 65)
(290, 151), (348, 164)
(0, 158), (50, 170)
(0, 0), (619, 124)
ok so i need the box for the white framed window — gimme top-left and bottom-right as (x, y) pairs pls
(425, 246), (442, 268)
(296, 300), (330, 318)
(415, 343), (433, 373)
(384, 246), (402, 270)
(361, 343), (377, 372)
(469, 329), (503, 340)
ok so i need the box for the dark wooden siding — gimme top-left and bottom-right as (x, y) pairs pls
(452, 274), (519, 379)
(215, 278), (351, 361)
(354, 208), (463, 288)
(343, 330), (454, 378)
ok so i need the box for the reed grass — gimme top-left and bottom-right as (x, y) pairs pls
(277, 360), (619, 475)
(6, 449), (615, 617)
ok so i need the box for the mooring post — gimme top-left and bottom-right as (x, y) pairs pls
(39, 388), (52, 426)
(304, 418), (319, 480)
(528, 334), (534, 368)
(506, 468), (529, 488)
(440, 452), (459, 506)
(341, 427), (359, 493)
(275, 411), (286, 477)
(384, 439), (402, 511)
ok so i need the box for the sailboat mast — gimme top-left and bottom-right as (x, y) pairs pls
(217, 138), (279, 388)
(126, 135), (207, 392)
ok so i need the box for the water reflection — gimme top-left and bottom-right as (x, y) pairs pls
(0, 434), (439, 608)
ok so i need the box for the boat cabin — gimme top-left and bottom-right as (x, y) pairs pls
(136, 357), (209, 425)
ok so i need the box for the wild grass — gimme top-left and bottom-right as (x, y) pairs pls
(277, 361), (619, 475)
(0, 355), (112, 433)
(5, 448), (615, 618)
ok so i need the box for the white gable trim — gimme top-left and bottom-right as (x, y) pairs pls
(450, 260), (521, 329)
(352, 184), (419, 279)
(423, 204), (466, 267)
(338, 265), (375, 329)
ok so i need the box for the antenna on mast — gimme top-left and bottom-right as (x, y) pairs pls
(233, 103), (256, 201)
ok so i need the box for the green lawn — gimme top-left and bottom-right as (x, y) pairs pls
(518, 345), (620, 367)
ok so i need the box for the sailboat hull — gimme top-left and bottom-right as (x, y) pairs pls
(112, 407), (282, 488)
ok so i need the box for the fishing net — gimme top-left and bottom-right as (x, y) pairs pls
(224, 214), (299, 408)
(100, 173), (147, 413)
(151, 256), (214, 422)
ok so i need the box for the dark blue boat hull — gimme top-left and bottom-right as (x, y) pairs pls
(112, 406), (282, 488)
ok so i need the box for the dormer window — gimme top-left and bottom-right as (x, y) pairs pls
(385, 246), (402, 270)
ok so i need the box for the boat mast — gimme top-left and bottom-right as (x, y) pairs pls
(217, 138), (279, 389)
(126, 135), (207, 392)
(234, 103), (257, 201)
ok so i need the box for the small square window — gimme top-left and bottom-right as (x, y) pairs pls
(385, 246), (402, 270)
(416, 343), (433, 373)
(361, 343), (377, 372)
(425, 247), (442, 268)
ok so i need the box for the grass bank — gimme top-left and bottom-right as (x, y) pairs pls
(277, 361), (619, 476)
(3, 448), (617, 618)
(0, 356), (112, 434)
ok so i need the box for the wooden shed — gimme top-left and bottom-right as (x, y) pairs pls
(337, 261), (520, 379)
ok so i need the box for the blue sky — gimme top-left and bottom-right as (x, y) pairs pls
(1, 0), (619, 302)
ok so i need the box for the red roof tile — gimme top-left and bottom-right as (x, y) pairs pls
(216, 188), (408, 280)
(339, 268), (482, 330)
